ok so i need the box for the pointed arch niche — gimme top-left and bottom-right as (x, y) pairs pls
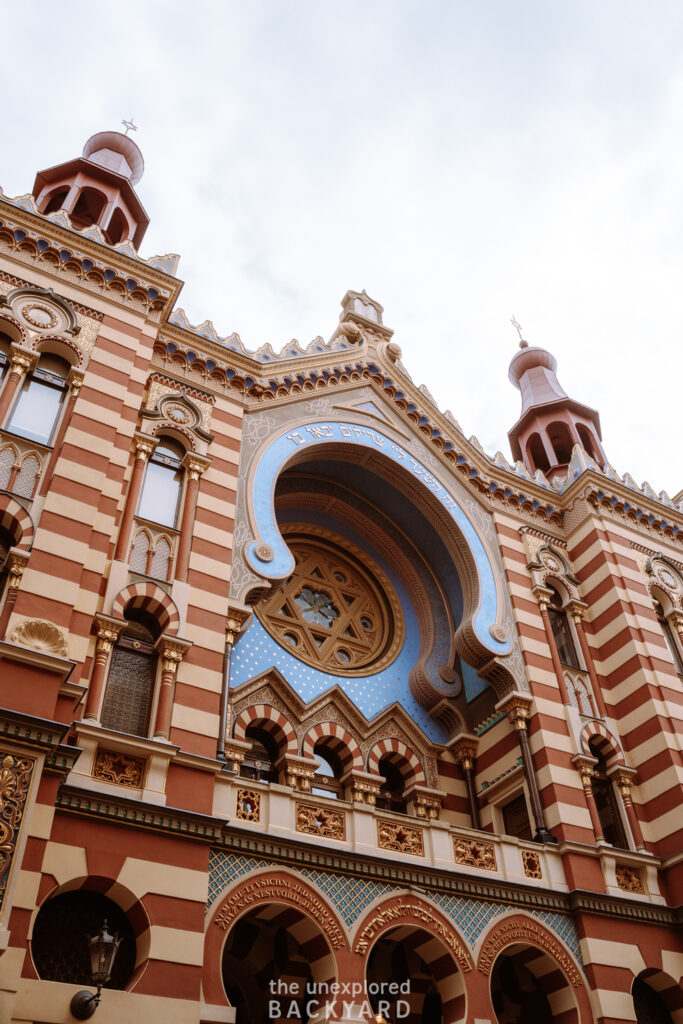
(231, 417), (524, 742)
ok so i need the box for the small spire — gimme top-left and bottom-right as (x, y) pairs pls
(510, 315), (528, 349)
(121, 117), (138, 137)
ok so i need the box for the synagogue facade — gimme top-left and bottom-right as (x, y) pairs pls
(0, 131), (680, 1024)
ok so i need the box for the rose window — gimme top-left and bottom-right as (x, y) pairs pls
(256, 531), (404, 675)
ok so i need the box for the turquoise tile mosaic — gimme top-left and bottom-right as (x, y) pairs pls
(207, 850), (582, 965)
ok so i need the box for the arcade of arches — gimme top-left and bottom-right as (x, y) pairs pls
(205, 875), (599, 1024)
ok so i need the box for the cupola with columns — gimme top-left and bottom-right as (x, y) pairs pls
(32, 129), (150, 248)
(507, 331), (606, 481)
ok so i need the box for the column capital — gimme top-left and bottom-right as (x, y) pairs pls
(157, 635), (191, 674)
(609, 764), (637, 795)
(8, 344), (38, 376)
(496, 691), (533, 730)
(223, 737), (252, 773)
(6, 549), (28, 587)
(66, 368), (85, 394)
(532, 585), (554, 611)
(133, 431), (158, 462)
(405, 784), (444, 820)
(277, 753), (318, 791)
(669, 609), (683, 632)
(226, 606), (250, 645)
(447, 733), (479, 770)
(347, 769), (383, 805)
(566, 599), (589, 623)
(92, 614), (123, 653)
(181, 451), (211, 479)
(571, 753), (598, 784)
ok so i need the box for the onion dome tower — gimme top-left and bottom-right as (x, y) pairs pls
(32, 130), (150, 248)
(507, 335), (606, 481)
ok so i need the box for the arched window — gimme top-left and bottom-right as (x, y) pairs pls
(376, 756), (406, 813)
(71, 187), (107, 229)
(633, 977), (675, 1024)
(100, 609), (160, 737)
(32, 890), (136, 989)
(240, 725), (278, 783)
(0, 447), (15, 491)
(654, 602), (683, 678)
(42, 186), (70, 215)
(589, 739), (628, 849)
(566, 674), (594, 715)
(526, 432), (550, 474)
(547, 421), (574, 464)
(105, 207), (129, 246)
(13, 454), (41, 499)
(8, 353), (70, 445)
(547, 586), (581, 669)
(577, 423), (598, 462)
(311, 742), (342, 799)
(149, 537), (172, 581)
(137, 439), (184, 529)
(129, 530), (151, 574)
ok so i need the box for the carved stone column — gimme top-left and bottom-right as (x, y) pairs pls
(217, 608), (249, 762)
(533, 585), (571, 705)
(572, 754), (604, 842)
(174, 454), (210, 582)
(153, 638), (190, 740)
(449, 734), (480, 829)
(0, 551), (28, 640)
(497, 692), (556, 844)
(39, 370), (84, 497)
(83, 618), (123, 720)
(610, 765), (645, 852)
(113, 435), (157, 562)
(567, 601), (608, 718)
(0, 347), (37, 426)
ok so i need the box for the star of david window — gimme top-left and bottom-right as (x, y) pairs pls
(256, 531), (404, 675)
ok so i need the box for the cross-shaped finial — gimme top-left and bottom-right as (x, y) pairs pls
(511, 315), (524, 342)
(121, 117), (138, 136)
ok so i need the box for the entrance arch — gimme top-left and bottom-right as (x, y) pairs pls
(203, 870), (348, 1021)
(476, 913), (592, 1024)
(353, 894), (472, 1023)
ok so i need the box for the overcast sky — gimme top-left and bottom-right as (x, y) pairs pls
(2, 2), (681, 495)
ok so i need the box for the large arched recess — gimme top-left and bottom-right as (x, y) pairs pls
(240, 420), (516, 694)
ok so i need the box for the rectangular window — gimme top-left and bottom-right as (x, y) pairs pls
(502, 793), (533, 841)
(9, 378), (62, 444)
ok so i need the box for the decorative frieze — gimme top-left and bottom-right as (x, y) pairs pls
(92, 748), (145, 789)
(296, 802), (345, 841)
(236, 789), (260, 822)
(453, 837), (497, 871)
(377, 820), (424, 857)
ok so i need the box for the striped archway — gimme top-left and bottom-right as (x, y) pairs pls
(233, 703), (298, 757)
(367, 737), (426, 787)
(301, 721), (363, 775)
(111, 581), (180, 636)
(476, 912), (592, 1024)
(0, 493), (34, 551)
(202, 869), (347, 1017)
(633, 968), (683, 1023)
(580, 720), (625, 767)
(353, 893), (472, 1024)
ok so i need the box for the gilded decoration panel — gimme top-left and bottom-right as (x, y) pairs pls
(236, 789), (260, 822)
(295, 802), (345, 841)
(92, 748), (145, 788)
(615, 864), (644, 894)
(0, 753), (35, 911)
(522, 850), (542, 879)
(453, 837), (497, 871)
(377, 819), (424, 857)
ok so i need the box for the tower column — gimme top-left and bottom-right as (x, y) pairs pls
(0, 348), (37, 426)
(498, 693), (556, 843)
(449, 735), (480, 830)
(114, 435), (157, 563)
(572, 755), (604, 841)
